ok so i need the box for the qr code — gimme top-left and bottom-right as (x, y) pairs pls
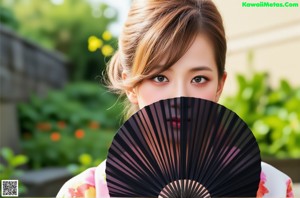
(1, 180), (18, 197)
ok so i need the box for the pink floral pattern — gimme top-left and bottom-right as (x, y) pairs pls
(68, 183), (95, 197)
(57, 161), (294, 198)
(257, 172), (269, 197)
(286, 179), (294, 198)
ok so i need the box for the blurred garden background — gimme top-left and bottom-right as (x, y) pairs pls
(0, 0), (299, 196)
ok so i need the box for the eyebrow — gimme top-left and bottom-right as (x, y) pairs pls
(189, 66), (213, 72)
(149, 65), (213, 75)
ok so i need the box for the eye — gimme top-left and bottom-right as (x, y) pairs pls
(191, 76), (207, 84)
(152, 75), (168, 83)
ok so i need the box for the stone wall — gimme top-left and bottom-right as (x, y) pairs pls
(0, 25), (68, 153)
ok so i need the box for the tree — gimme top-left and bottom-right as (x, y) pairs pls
(0, 1), (19, 30)
(7, 0), (117, 81)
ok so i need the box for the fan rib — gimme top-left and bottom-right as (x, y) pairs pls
(106, 97), (261, 197)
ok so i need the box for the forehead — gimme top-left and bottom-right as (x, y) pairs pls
(159, 33), (215, 67)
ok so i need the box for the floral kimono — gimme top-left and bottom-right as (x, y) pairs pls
(57, 161), (294, 198)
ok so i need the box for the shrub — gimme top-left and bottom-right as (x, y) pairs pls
(221, 72), (300, 158)
(0, 147), (28, 194)
(18, 82), (122, 169)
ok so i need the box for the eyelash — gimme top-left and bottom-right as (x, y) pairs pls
(152, 75), (168, 83)
(191, 76), (208, 84)
(152, 75), (208, 84)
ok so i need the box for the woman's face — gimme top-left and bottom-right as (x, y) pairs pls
(127, 33), (227, 109)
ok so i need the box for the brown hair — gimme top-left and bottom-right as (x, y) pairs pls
(106, 0), (226, 118)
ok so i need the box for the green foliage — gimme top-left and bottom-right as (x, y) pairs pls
(5, 0), (117, 81)
(0, 147), (28, 194)
(67, 153), (103, 175)
(0, 4), (19, 30)
(221, 72), (300, 158)
(21, 128), (116, 170)
(18, 82), (122, 169)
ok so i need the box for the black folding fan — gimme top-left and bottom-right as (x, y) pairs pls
(106, 97), (261, 197)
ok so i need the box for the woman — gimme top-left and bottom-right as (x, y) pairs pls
(57, 0), (294, 197)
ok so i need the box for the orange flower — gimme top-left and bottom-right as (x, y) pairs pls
(57, 121), (66, 129)
(50, 132), (61, 141)
(36, 122), (52, 131)
(89, 121), (100, 129)
(75, 129), (85, 139)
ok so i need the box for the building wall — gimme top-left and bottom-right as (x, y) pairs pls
(214, 0), (300, 96)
